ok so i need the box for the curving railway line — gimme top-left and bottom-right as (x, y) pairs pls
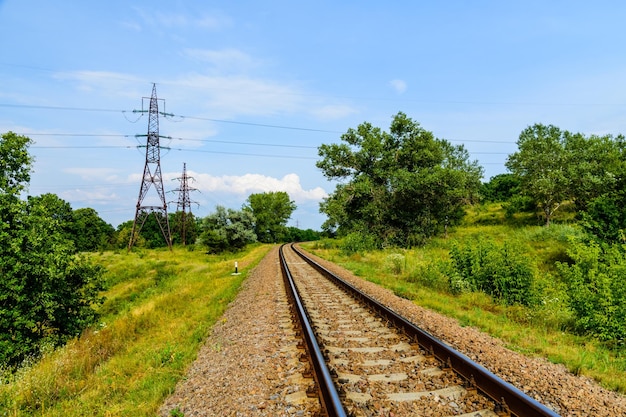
(279, 243), (561, 417)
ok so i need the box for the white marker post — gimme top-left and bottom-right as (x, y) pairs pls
(232, 261), (240, 275)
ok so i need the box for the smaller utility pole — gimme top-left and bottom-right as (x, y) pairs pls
(171, 162), (199, 246)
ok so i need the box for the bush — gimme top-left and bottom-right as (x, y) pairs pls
(448, 238), (536, 306)
(580, 194), (626, 243)
(557, 240), (626, 345)
(341, 232), (379, 255)
(407, 261), (451, 292)
(385, 253), (405, 274)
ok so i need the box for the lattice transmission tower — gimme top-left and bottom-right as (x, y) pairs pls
(128, 84), (172, 250)
(171, 162), (199, 246)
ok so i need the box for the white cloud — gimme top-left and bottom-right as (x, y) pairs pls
(389, 79), (407, 94)
(59, 188), (120, 205)
(53, 71), (143, 99)
(131, 8), (230, 30)
(310, 104), (358, 121)
(186, 172), (328, 202)
(183, 48), (257, 72)
(171, 73), (305, 117)
(63, 167), (123, 181)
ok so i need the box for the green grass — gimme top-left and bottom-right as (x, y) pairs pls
(302, 206), (626, 393)
(0, 244), (272, 416)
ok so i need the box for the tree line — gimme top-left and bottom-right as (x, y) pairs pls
(319, 112), (626, 246)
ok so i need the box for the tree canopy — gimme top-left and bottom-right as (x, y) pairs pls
(0, 132), (104, 368)
(197, 205), (257, 253)
(244, 191), (296, 243)
(506, 123), (625, 226)
(317, 112), (483, 246)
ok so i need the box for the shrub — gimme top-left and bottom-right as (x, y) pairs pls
(341, 232), (379, 255)
(385, 253), (405, 275)
(557, 240), (626, 345)
(448, 238), (536, 306)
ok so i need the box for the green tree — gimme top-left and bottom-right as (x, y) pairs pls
(563, 132), (624, 212)
(480, 173), (521, 202)
(284, 226), (322, 242)
(26, 193), (75, 243)
(170, 211), (199, 246)
(244, 191), (296, 243)
(71, 207), (115, 251)
(125, 214), (171, 249)
(115, 221), (145, 249)
(506, 124), (569, 226)
(0, 132), (104, 368)
(317, 112), (483, 246)
(506, 124), (623, 226)
(198, 206), (257, 253)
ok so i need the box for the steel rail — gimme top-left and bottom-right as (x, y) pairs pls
(278, 244), (348, 417)
(291, 243), (561, 417)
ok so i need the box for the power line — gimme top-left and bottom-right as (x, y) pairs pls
(0, 103), (125, 113)
(29, 145), (318, 159)
(170, 114), (342, 133)
(1, 103), (340, 133)
(18, 131), (516, 146)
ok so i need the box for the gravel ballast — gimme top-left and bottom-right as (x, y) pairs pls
(160, 245), (626, 416)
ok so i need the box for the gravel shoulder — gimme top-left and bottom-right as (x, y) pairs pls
(160, 245), (626, 416)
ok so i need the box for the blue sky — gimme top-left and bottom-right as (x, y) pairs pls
(2, 1), (626, 230)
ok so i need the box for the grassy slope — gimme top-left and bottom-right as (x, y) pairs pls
(302, 204), (626, 393)
(0, 244), (272, 416)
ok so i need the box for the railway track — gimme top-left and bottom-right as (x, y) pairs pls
(279, 243), (561, 417)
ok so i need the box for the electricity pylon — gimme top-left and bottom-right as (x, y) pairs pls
(170, 162), (199, 246)
(128, 83), (172, 250)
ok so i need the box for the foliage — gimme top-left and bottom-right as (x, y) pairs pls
(448, 238), (536, 306)
(197, 205), (257, 253)
(284, 226), (322, 242)
(118, 213), (171, 249)
(480, 173), (521, 202)
(0, 132), (33, 194)
(169, 210), (199, 246)
(505, 124), (570, 226)
(385, 253), (405, 275)
(506, 124), (624, 226)
(557, 240), (626, 345)
(317, 112), (483, 247)
(578, 139), (626, 243)
(340, 231), (380, 255)
(244, 191), (296, 243)
(580, 193), (626, 243)
(0, 132), (105, 369)
(71, 207), (116, 251)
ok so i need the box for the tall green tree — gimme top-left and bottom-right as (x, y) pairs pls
(317, 112), (483, 246)
(244, 191), (296, 243)
(506, 124), (569, 226)
(0, 132), (104, 368)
